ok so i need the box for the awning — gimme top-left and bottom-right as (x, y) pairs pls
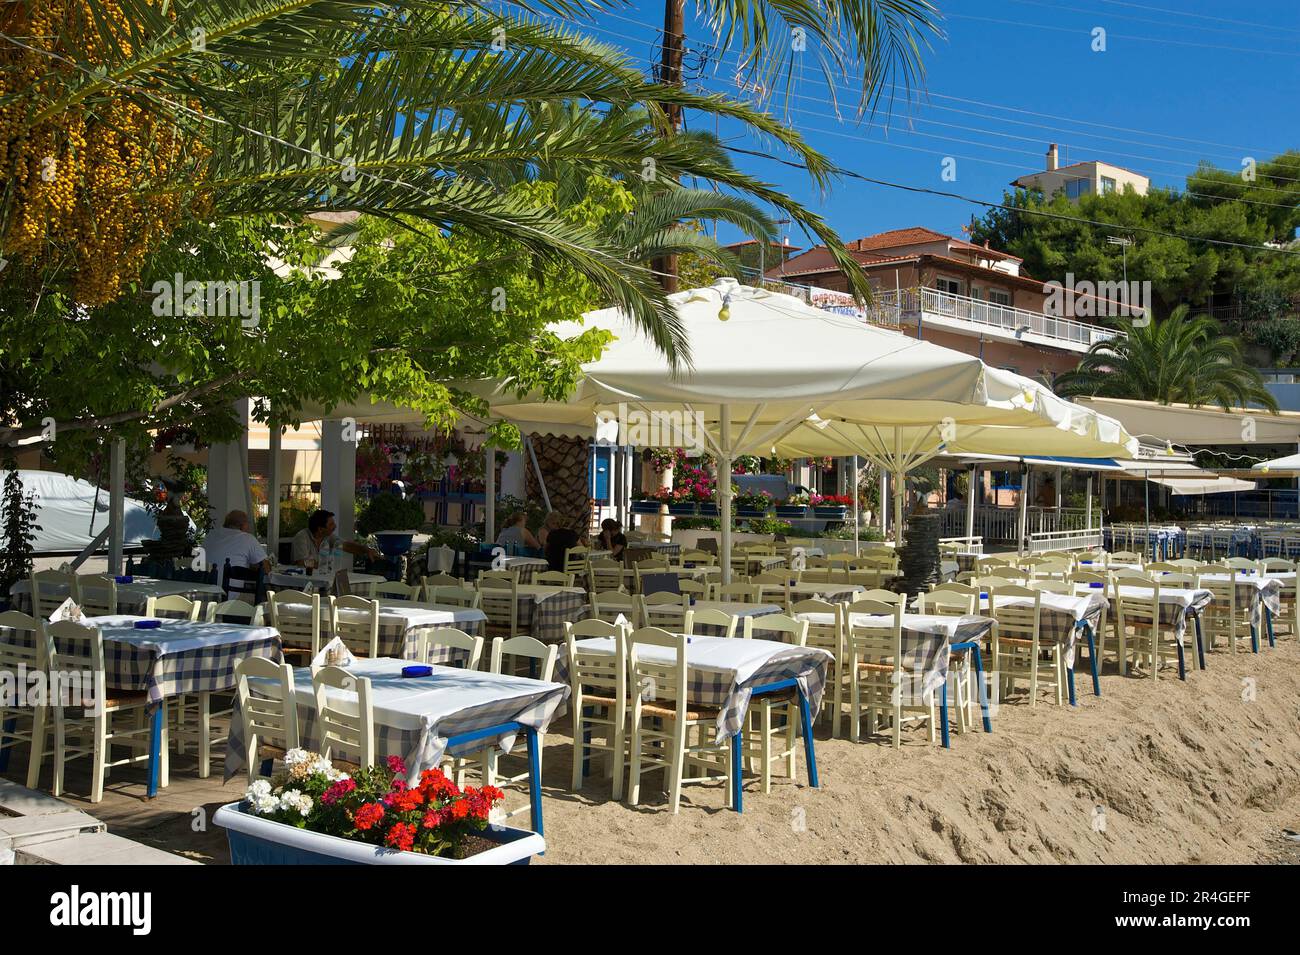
(1075, 397), (1300, 446)
(1250, 451), (1300, 475)
(942, 454), (1124, 471)
(1151, 476), (1256, 495)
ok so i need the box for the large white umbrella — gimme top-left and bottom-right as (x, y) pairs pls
(474, 279), (1139, 577)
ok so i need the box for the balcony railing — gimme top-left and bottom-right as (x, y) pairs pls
(870, 288), (1121, 349)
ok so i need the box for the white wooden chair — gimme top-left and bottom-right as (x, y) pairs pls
(29, 570), (79, 617)
(374, 581), (421, 601)
(76, 574), (118, 616)
(791, 598), (845, 736)
(846, 599), (936, 747)
(312, 666), (375, 771)
(35, 620), (158, 801)
(989, 585), (1062, 706)
(426, 584), (481, 609)
(420, 573), (463, 592)
(1195, 565), (1252, 654)
(711, 582), (761, 603)
(637, 591), (688, 630)
(915, 590), (976, 733)
(680, 549), (715, 566)
(477, 572), (522, 638)
(480, 636), (557, 821)
(0, 611), (47, 788)
(332, 595), (381, 658)
(563, 547), (590, 577)
(565, 618), (629, 798)
(740, 614), (808, 792)
(588, 559), (624, 594)
(683, 607), (738, 638)
(234, 655), (300, 783)
(626, 627), (733, 813)
(590, 590), (639, 628)
(417, 627), (484, 670)
(677, 578), (709, 600)
(146, 594), (200, 620)
(535, 570), (576, 588)
(206, 599), (265, 625)
(1117, 573), (1190, 679)
(268, 590), (325, 662)
(1259, 558), (1298, 636)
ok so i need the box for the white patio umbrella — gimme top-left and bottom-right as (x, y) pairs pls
(1251, 451), (1300, 474)
(472, 278), (1139, 578)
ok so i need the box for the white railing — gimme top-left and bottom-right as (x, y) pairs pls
(868, 288), (1120, 349)
(1028, 529), (1104, 552)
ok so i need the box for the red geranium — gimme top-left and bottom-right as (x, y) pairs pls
(353, 802), (385, 831)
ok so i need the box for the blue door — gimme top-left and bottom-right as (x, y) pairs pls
(589, 446), (611, 502)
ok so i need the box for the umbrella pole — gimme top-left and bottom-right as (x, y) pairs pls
(720, 404), (732, 585)
(852, 455), (860, 556)
(485, 442), (496, 546)
(893, 428), (904, 545)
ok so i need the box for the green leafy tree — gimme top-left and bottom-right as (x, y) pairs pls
(0, 456), (40, 603)
(1054, 305), (1279, 412)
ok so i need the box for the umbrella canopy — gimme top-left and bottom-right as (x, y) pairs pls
(1251, 451), (1300, 475)
(1152, 476), (1255, 495)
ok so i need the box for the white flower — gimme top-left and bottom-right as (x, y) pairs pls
(282, 748), (313, 767)
(245, 779), (280, 814)
(280, 790), (313, 817)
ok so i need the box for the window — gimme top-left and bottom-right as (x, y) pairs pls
(1066, 178), (1091, 199)
(987, 289), (1012, 307)
(1101, 176), (1117, 195)
(935, 277), (963, 295)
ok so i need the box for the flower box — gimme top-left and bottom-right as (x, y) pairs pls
(813, 506), (848, 520)
(666, 502), (698, 517)
(631, 500), (662, 515)
(775, 505), (809, 520)
(696, 502), (720, 518)
(736, 506), (769, 520)
(213, 803), (543, 866)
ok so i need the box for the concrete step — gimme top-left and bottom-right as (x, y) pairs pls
(17, 831), (199, 865)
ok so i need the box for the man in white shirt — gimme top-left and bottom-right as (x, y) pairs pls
(203, 510), (270, 573)
(290, 509), (379, 568)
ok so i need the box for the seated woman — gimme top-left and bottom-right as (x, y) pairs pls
(596, 518), (627, 560)
(495, 510), (540, 554)
(536, 511), (562, 552)
(543, 516), (582, 572)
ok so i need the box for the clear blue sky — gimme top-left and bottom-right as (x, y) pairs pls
(544, 0), (1300, 250)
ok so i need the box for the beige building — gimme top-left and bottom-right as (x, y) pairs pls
(1012, 143), (1149, 201)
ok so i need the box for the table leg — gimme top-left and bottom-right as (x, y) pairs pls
(1085, 625), (1101, 697)
(1176, 640), (1186, 681)
(147, 704), (163, 799)
(525, 726), (543, 838)
(940, 682), (951, 748)
(731, 730), (744, 813)
(1266, 607), (1275, 648)
(1193, 613), (1206, 670)
(1250, 620), (1259, 654)
(1067, 663), (1076, 706)
(797, 687), (818, 788)
(969, 646), (992, 733)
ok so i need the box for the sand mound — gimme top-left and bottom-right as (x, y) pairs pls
(535, 636), (1300, 864)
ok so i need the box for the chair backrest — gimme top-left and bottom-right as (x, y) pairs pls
(1115, 575), (1161, 624)
(844, 599), (903, 670)
(0, 610), (47, 688)
(627, 627), (688, 711)
(374, 581), (421, 600)
(976, 575), (1024, 590)
(1195, 565), (1240, 616)
(477, 574), (519, 637)
(477, 569), (520, 589)
(588, 559), (624, 593)
(590, 590), (640, 628)
(332, 595), (381, 657)
(1027, 579), (1071, 594)
(207, 599), (265, 625)
(680, 549), (715, 566)
(1109, 551), (1143, 564)
(235, 655), (300, 770)
(44, 619), (104, 705)
(1223, 556), (1258, 572)
(677, 578), (709, 598)
(931, 581), (978, 597)
(269, 590), (324, 655)
(917, 590), (976, 614)
(563, 546), (590, 575)
(1259, 558), (1295, 575)
(425, 584), (480, 609)
(1071, 570), (1110, 588)
(637, 591), (688, 629)
(419, 627), (483, 669)
(791, 598), (841, 659)
(565, 619), (627, 706)
(535, 571), (576, 588)
(745, 612), (808, 645)
(683, 607), (738, 638)
(853, 589), (906, 606)
(29, 570), (79, 617)
(490, 635), (557, 681)
(421, 573), (463, 591)
(223, 560), (267, 604)
(711, 583), (761, 603)
(312, 666), (374, 769)
(146, 594), (200, 620)
(988, 585), (1042, 642)
(76, 574), (118, 616)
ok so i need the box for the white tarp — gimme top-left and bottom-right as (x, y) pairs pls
(0, 470), (163, 553)
(1151, 476), (1257, 495)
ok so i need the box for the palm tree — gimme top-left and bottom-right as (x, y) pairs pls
(1055, 305), (1279, 412)
(5, 0), (914, 361)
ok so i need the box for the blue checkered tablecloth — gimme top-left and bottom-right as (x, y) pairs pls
(10, 578), (225, 616)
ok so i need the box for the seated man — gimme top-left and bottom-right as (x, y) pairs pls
(202, 510), (271, 573)
(291, 509), (379, 569)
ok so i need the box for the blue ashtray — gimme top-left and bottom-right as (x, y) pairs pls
(1088, 582), (1104, 589)
(979, 592), (988, 599)
(134, 619), (162, 629)
(1080, 560), (1093, 565)
(401, 665), (433, 678)
(115, 575), (133, 584)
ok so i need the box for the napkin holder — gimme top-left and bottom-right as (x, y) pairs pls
(49, 598), (84, 624)
(311, 637), (356, 674)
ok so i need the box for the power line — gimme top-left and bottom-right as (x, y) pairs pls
(721, 143), (1300, 257)
(972, 0), (1300, 42)
(1098, 0), (1300, 36)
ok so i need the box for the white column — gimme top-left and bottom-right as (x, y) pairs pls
(966, 464), (978, 545)
(321, 419), (356, 541)
(719, 404), (733, 585)
(267, 422), (282, 554)
(500, 450), (526, 499)
(207, 398), (252, 527)
(879, 470), (888, 537)
(1055, 466), (1063, 512)
(108, 437), (125, 574)
(892, 428), (904, 544)
(1018, 464), (1029, 556)
(484, 443), (496, 545)
(1085, 474), (1094, 535)
(851, 455), (860, 556)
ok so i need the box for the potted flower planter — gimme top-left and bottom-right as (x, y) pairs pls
(813, 506), (848, 521)
(666, 502), (698, 517)
(736, 505), (768, 520)
(630, 500), (662, 515)
(696, 502), (720, 518)
(214, 803), (544, 866)
(374, 530), (418, 557)
(775, 505), (809, 520)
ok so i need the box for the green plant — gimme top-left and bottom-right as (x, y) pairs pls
(0, 457), (40, 605)
(671, 517), (722, 530)
(743, 518), (797, 536)
(356, 493), (428, 535)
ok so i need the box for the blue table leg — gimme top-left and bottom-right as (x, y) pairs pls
(1266, 607), (1275, 648)
(797, 687), (818, 788)
(970, 645), (992, 733)
(1193, 613), (1206, 670)
(147, 704), (163, 798)
(1067, 665), (1077, 706)
(939, 683), (951, 748)
(1250, 621), (1259, 653)
(731, 730), (744, 813)
(1176, 640), (1186, 681)
(1085, 625), (1101, 697)
(525, 726), (543, 838)
(0, 717), (14, 773)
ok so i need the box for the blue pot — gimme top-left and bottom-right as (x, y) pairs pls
(736, 506), (768, 520)
(631, 500), (661, 515)
(696, 503), (720, 518)
(666, 502), (698, 517)
(775, 505), (809, 520)
(813, 506), (847, 520)
(374, 531), (415, 557)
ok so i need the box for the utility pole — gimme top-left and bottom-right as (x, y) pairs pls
(651, 0), (687, 293)
(1107, 235), (1132, 317)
